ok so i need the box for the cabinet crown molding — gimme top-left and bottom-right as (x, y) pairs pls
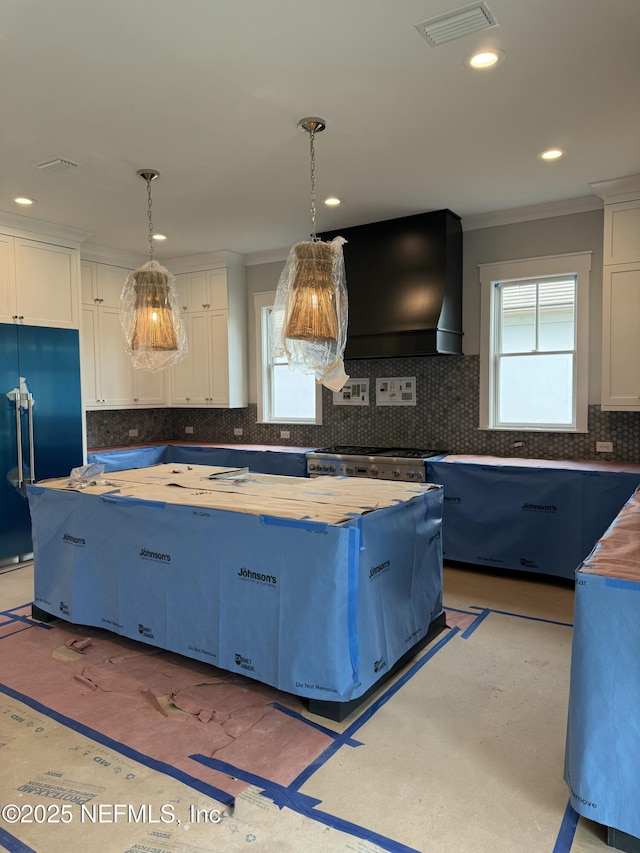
(590, 174), (640, 203)
(164, 250), (246, 274)
(81, 243), (147, 267)
(0, 211), (92, 247)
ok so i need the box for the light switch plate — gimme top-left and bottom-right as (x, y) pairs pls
(280, 430), (290, 439)
(234, 428), (243, 436)
(185, 426), (194, 434)
(128, 429), (138, 437)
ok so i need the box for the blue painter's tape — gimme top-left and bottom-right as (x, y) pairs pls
(604, 577), (640, 590)
(552, 801), (580, 853)
(347, 526), (360, 685)
(190, 755), (422, 853)
(268, 703), (363, 747)
(469, 605), (573, 628)
(461, 609), (490, 639)
(102, 495), (167, 509)
(0, 682), (234, 809)
(0, 826), (39, 852)
(260, 515), (328, 531)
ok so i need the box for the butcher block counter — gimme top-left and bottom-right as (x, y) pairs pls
(27, 464), (444, 719)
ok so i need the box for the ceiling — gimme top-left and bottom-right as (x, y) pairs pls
(1, 0), (639, 262)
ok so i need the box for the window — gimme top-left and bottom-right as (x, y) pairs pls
(254, 291), (322, 424)
(479, 252), (591, 432)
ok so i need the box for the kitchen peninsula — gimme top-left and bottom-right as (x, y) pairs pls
(28, 464), (445, 720)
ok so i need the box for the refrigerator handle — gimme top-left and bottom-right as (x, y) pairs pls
(12, 392), (24, 491)
(26, 393), (36, 485)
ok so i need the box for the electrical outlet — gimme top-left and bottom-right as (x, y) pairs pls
(185, 426), (194, 434)
(596, 441), (613, 453)
(234, 428), (243, 436)
(128, 429), (138, 437)
(280, 430), (291, 439)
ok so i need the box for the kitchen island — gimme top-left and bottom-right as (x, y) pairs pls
(565, 486), (640, 851)
(28, 465), (445, 720)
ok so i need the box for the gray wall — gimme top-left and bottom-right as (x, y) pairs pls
(87, 207), (640, 462)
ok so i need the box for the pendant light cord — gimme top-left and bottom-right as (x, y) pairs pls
(146, 177), (154, 262)
(309, 127), (317, 242)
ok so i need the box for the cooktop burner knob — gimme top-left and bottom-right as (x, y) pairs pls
(393, 469), (400, 477)
(415, 471), (424, 480)
(407, 471), (415, 478)
(370, 468), (378, 476)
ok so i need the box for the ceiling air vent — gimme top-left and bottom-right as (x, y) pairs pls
(31, 157), (79, 173)
(414, 2), (498, 47)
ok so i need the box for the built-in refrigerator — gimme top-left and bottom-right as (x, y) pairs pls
(0, 323), (83, 560)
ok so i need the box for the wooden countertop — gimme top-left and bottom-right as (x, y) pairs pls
(88, 442), (314, 454)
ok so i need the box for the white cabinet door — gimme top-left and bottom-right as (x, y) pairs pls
(81, 261), (97, 305)
(97, 307), (134, 406)
(209, 269), (228, 310)
(0, 235), (15, 321)
(190, 313), (212, 403)
(603, 201), (640, 265)
(80, 305), (100, 407)
(14, 239), (79, 328)
(209, 310), (230, 405)
(132, 367), (166, 406)
(602, 264), (640, 410)
(168, 313), (213, 405)
(177, 271), (211, 313)
(169, 314), (196, 404)
(97, 264), (129, 309)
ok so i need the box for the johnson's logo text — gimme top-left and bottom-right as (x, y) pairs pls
(237, 567), (277, 585)
(63, 533), (85, 545)
(139, 548), (171, 562)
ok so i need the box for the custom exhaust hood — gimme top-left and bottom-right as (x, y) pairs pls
(320, 209), (463, 359)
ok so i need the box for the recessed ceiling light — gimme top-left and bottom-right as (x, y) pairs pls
(539, 148), (564, 161)
(152, 233), (167, 241)
(467, 48), (505, 69)
(324, 197), (342, 207)
(14, 196), (35, 206)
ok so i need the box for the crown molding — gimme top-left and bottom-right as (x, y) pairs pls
(81, 242), (147, 267)
(590, 174), (640, 203)
(245, 246), (290, 266)
(164, 249), (246, 273)
(0, 210), (93, 246)
(461, 195), (603, 232)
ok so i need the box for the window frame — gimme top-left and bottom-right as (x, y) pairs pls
(254, 290), (322, 425)
(479, 252), (591, 433)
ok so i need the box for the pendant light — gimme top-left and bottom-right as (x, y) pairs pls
(269, 117), (349, 392)
(283, 118), (341, 343)
(120, 170), (187, 372)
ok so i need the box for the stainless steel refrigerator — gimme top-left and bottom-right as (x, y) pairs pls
(1, 323), (83, 560)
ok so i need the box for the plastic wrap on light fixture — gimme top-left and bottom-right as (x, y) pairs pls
(120, 260), (187, 372)
(270, 236), (349, 392)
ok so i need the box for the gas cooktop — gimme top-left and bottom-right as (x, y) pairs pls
(306, 446), (448, 481)
(312, 446), (447, 459)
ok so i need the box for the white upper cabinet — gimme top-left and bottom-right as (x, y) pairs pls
(80, 257), (166, 410)
(81, 261), (130, 308)
(168, 256), (247, 409)
(0, 234), (80, 329)
(603, 201), (640, 266)
(595, 176), (640, 410)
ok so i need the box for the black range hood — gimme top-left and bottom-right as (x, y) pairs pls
(320, 209), (463, 359)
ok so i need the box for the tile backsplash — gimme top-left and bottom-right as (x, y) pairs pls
(86, 354), (640, 463)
